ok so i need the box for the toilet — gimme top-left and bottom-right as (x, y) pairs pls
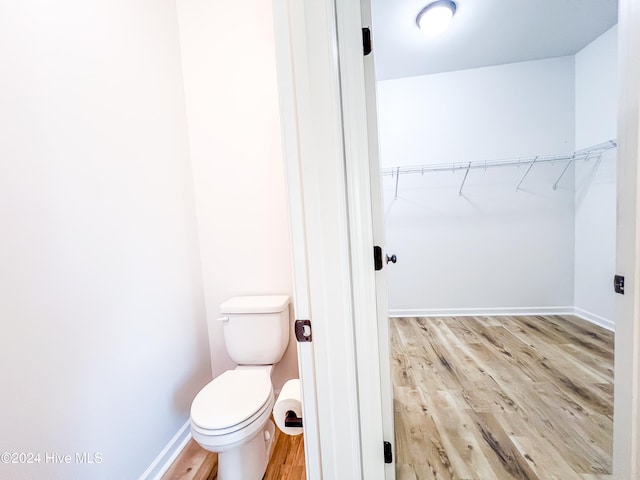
(190, 295), (290, 480)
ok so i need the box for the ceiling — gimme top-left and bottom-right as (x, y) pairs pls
(371, 0), (618, 80)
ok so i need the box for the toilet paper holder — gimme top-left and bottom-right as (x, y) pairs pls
(284, 410), (303, 428)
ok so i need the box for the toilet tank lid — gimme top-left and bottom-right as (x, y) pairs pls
(220, 295), (290, 314)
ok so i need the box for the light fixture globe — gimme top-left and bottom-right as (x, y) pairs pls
(416, 0), (457, 36)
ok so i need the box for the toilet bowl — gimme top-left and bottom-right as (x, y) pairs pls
(189, 295), (291, 480)
(191, 367), (276, 479)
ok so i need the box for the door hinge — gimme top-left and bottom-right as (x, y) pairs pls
(374, 246), (383, 271)
(362, 27), (372, 56)
(614, 274), (625, 295)
(383, 441), (393, 464)
(295, 319), (312, 343)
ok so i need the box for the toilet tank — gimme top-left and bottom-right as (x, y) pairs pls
(219, 295), (290, 365)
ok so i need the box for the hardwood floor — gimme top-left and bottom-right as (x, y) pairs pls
(391, 315), (614, 480)
(161, 439), (217, 480)
(161, 420), (305, 480)
(162, 314), (612, 480)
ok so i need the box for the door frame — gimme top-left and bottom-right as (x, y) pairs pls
(360, 0), (396, 477)
(333, 0), (392, 478)
(273, 0), (388, 478)
(613, 1), (640, 477)
(274, 0), (640, 478)
(271, 2), (323, 477)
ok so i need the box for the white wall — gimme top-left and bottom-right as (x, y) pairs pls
(574, 26), (618, 327)
(377, 57), (576, 313)
(0, 1), (210, 479)
(176, 0), (297, 392)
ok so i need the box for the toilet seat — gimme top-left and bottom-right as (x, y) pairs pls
(191, 369), (273, 434)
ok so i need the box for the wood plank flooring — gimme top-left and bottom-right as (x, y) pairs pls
(161, 419), (305, 480)
(162, 314), (612, 480)
(391, 315), (614, 480)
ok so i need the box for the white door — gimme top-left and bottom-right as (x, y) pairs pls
(273, 0), (391, 478)
(361, 1), (396, 478)
(271, 2), (322, 477)
(613, 1), (640, 476)
(332, 0), (396, 477)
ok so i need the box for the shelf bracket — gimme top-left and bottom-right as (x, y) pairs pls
(516, 156), (538, 191)
(393, 166), (400, 199)
(459, 162), (471, 196)
(552, 155), (576, 190)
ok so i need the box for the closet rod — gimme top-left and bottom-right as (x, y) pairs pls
(381, 139), (617, 178)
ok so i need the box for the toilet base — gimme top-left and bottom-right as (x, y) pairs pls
(217, 420), (276, 480)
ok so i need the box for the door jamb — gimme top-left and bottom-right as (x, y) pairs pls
(272, 1), (323, 478)
(272, 0), (384, 477)
(613, 1), (640, 477)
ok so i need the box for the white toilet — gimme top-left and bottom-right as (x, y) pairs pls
(190, 295), (290, 480)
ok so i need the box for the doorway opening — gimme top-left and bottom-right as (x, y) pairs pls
(368, 1), (618, 477)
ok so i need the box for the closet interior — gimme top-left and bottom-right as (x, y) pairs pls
(378, 31), (618, 327)
(372, 4), (618, 478)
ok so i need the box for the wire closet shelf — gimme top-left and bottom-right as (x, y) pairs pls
(381, 139), (617, 197)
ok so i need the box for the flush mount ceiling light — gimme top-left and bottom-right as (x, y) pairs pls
(416, 0), (457, 36)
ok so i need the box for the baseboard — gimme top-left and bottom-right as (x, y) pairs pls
(388, 306), (575, 318)
(573, 307), (615, 332)
(388, 306), (615, 332)
(138, 419), (192, 480)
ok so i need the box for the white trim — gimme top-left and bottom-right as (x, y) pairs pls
(359, 0), (396, 477)
(272, 1), (322, 478)
(573, 307), (615, 332)
(274, 0), (365, 477)
(138, 420), (192, 480)
(388, 306), (615, 332)
(388, 306), (575, 318)
(334, 1), (388, 479)
(614, 1), (640, 476)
